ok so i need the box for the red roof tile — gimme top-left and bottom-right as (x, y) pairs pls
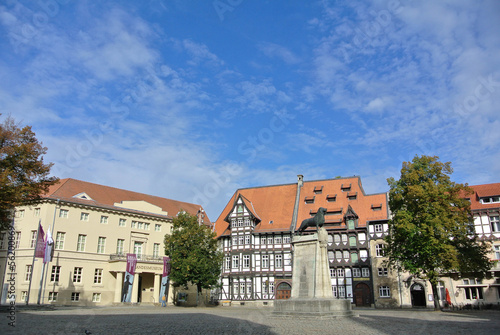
(465, 183), (500, 211)
(43, 178), (209, 222)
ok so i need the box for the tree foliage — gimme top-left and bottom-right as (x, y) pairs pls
(385, 155), (490, 309)
(164, 211), (223, 304)
(0, 116), (58, 230)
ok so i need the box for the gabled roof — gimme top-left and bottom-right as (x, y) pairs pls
(466, 183), (500, 211)
(42, 178), (210, 222)
(214, 176), (388, 237)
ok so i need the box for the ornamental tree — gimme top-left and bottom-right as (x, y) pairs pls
(164, 211), (223, 306)
(0, 116), (58, 230)
(385, 155), (490, 310)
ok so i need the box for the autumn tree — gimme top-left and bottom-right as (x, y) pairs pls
(385, 155), (490, 310)
(164, 211), (223, 306)
(0, 116), (58, 230)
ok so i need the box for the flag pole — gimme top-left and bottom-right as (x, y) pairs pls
(26, 219), (41, 305)
(41, 199), (59, 304)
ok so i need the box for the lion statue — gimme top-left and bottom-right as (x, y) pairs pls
(296, 207), (327, 235)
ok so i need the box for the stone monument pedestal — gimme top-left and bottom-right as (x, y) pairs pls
(273, 228), (355, 317)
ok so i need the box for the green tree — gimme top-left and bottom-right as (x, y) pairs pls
(164, 211), (223, 306)
(385, 155), (490, 310)
(0, 116), (58, 230)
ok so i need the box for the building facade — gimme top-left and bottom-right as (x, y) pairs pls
(372, 182), (500, 309)
(0, 178), (208, 306)
(214, 175), (389, 307)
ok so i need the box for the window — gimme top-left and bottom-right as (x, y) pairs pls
(362, 268), (370, 278)
(245, 235), (251, 245)
(100, 215), (108, 224)
(59, 209), (68, 218)
(34, 208), (40, 216)
(0, 233), (5, 249)
(338, 286), (346, 298)
(341, 234), (347, 244)
(71, 292), (80, 302)
(30, 230), (37, 248)
(262, 282), (268, 294)
(77, 234), (86, 252)
(267, 237), (273, 245)
(337, 268), (344, 277)
(374, 224), (383, 233)
(138, 222), (143, 229)
(155, 224), (161, 231)
(80, 213), (89, 221)
(131, 221), (137, 228)
(144, 223), (150, 230)
(349, 236), (356, 246)
(330, 268), (336, 277)
(232, 236), (238, 246)
(283, 236), (291, 244)
(378, 268), (388, 276)
(119, 219), (126, 227)
(25, 265), (32, 281)
(332, 286), (338, 298)
(92, 293), (101, 302)
(233, 283), (239, 295)
(275, 254), (283, 268)
(491, 216), (500, 232)
(15, 232), (21, 249)
(225, 257), (230, 270)
(153, 243), (160, 258)
(243, 255), (250, 268)
(379, 286), (390, 298)
(495, 245), (500, 260)
(334, 234), (340, 244)
(55, 232), (65, 250)
(116, 239), (124, 254)
(246, 282), (252, 294)
(274, 236), (282, 244)
(353, 268), (361, 277)
(237, 205), (243, 213)
(375, 244), (385, 257)
(94, 269), (103, 284)
(232, 255), (239, 268)
(48, 292), (58, 302)
(134, 242), (143, 258)
(335, 251), (342, 261)
(262, 255), (269, 268)
(347, 219), (355, 229)
(351, 252), (358, 263)
(51, 266), (61, 282)
(464, 287), (484, 300)
(97, 237), (106, 254)
(17, 209), (25, 218)
(269, 282), (274, 294)
(328, 251), (335, 261)
(343, 250), (349, 260)
(481, 196), (500, 204)
(238, 236), (244, 245)
(73, 267), (82, 283)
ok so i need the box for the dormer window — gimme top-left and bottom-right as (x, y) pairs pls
(347, 192), (357, 200)
(305, 196), (315, 204)
(313, 186), (323, 194)
(481, 196), (500, 204)
(326, 194), (337, 202)
(347, 219), (355, 230)
(371, 204), (382, 211)
(341, 184), (351, 192)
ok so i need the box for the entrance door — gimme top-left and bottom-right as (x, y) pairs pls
(354, 283), (371, 307)
(276, 282), (291, 300)
(411, 283), (426, 307)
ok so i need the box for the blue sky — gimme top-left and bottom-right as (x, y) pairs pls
(1, 0), (499, 221)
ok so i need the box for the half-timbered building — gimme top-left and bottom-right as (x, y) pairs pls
(214, 175), (389, 307)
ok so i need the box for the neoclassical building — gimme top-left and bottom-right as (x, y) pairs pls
(0, 178), (208, 306)
(214, 175), (389, 307)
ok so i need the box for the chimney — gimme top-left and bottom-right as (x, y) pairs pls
(297, 174), (304, 187)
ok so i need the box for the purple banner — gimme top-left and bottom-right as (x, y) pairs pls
(122, 253), (137, 302)
(34, 223), (45, 258)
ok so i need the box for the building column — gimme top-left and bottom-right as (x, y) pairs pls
(131, 273), (139, 303)
(115, 272), (123, 303)
(154, 274), (161, 304)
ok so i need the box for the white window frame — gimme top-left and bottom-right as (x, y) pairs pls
(378, 268), (388, 276)
(362, 268), (370, 277)
(275, 254), (283, 268)
(262, 255), (269, 268)
(59, 209), (69, 218)
(379, 286), (390, 298)
(92, 293), (101, 302)
(73, 267), (83, 283)
(155, 224), (161, 231)
(100, 215), (108, 224)
(71, 292), (80, 302)
(374, 224), (383, 233)
(116, 239), (124, 255)
(80, 213), (89, 221)
(77, 234), (86, 252)
(119, 219), (127, 227)
(153, 243), (160, 258)
(232, 255), (239, 268)
(243, 255), (250, 268)
(353, 268), (361, 277)
(55, 232), (65, 250)
(490, 216), (500, 232)
(48, 292), (57, 302)
(375, 244), (385, 257)
(97, 237), (106, 254)
(94, 268), (103, 284)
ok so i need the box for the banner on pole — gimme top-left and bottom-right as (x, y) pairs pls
(122, 253), (137, 302)
(160, 257), (171, 305)
(34, 223), (45, 258)
(44, 228), (54, 264)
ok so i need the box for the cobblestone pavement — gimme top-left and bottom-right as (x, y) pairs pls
(2, 305), (500, 335)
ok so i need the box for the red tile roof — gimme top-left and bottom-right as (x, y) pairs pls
(214, 176), (388, 237)
(43, 178), (209, 222)
(465, 183), (500, 211)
